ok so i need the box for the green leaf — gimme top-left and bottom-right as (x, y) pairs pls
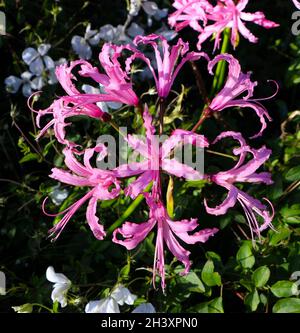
(193, 297), (224, 313)
(270, 281), (299, 298)
(269, 227), (292, 246)
(206, 251), (222, 263)
(280, 204), (300, 224)
(252, 266), (270, 288)
(236, 242), (255, 269)
(201, 260), (222, 287)
(285, 165), (300, 182)
(177, 271), (205, 293)
(245, 289), (260, 312)
(19, 153), (39, 164)
(240, 279), (254, 292)
(119, 259), (130, 281)
(273, 298), (300, 313)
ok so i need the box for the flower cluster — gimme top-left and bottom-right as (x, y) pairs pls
(168, 0), (279, 50)
(12, 267), (154, 313)
(5, 44), (66, 97)
(32, 1), (277, 291)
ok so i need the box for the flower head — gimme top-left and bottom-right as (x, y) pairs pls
(114, 105), (209, 198)
(127, 34), (208, 98)
(45, 144), (120, 240)
(208, 54), (276, 138)
(132, 303), (156, 313)
(71, 24), (101, 60)
(113, 192), (218, 289)
(22, 44), (54, 76)
(204, 131), (274, 239)
(34, 44), (139, 147)
(46, 266), (71, 308)
(168, 0), (279, 50)
(85, 285), (137, 313)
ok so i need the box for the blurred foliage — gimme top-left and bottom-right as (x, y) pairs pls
(0, 0), (300, 313)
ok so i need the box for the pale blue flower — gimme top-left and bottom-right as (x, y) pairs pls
(22, 44), (54, 76)
(71, 24), (101, 60)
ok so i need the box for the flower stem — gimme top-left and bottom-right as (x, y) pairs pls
(210, 28), (230, 98)
(189, 61), (210, 105)
(206, 149), (238, 161)
(159, 98), (166, 136)
(106, 183), (152, 236)
(191, 106), (212, 132)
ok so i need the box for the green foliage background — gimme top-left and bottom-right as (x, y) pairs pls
(0, 0), (300, 313)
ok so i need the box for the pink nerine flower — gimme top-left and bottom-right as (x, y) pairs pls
(127, 34), (208, 98)
(208, 54), (275, 138)
(114, 105), (209, 199)
(204, 131), (274, 239)
(293, 0), (300, 9)
(168, 0), (279, 50)
(45, 144), (120, 240)
(113, 192), (218, 289)
(34, 43), (139, 147)
(168, 0), (214, 32)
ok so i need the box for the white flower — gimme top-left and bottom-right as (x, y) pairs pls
(85, 285), (137, 313)
(71, 24), (101, 60)
(132, 303), (156, 313)
(12, 304), (33, 313)
(22, 44), (54, 76)
(46, 266), (71, 308)
(111, 285), (137, 306)
(85, 298), (120, 313)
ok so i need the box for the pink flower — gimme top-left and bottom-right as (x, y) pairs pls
(45, 144), (120, 240)
(114, 105), (209, 199)
(208, 54), (276, 138)
(113, 192), (218, 289)
(34, 44), (139, 147)
(168, 0), (214, 32)
(204, 131), (274, 239)
(168, 0), (279, 50)
(127, 34), (208, 98)
(293, 0), (300, 9)
(79, 43), (139, 106)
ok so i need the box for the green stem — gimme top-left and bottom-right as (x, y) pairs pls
(210, 28), (231, 98)
(106, 183), (152, 235)
(206, 149), (238, 161)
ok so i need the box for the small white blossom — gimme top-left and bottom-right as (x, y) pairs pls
(46, 266), (71, 308)
(85, 285), (137, 313)
(132, 303), (156, 313)
(85, 298), (120, 313)
(111, 285), (137, 306)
